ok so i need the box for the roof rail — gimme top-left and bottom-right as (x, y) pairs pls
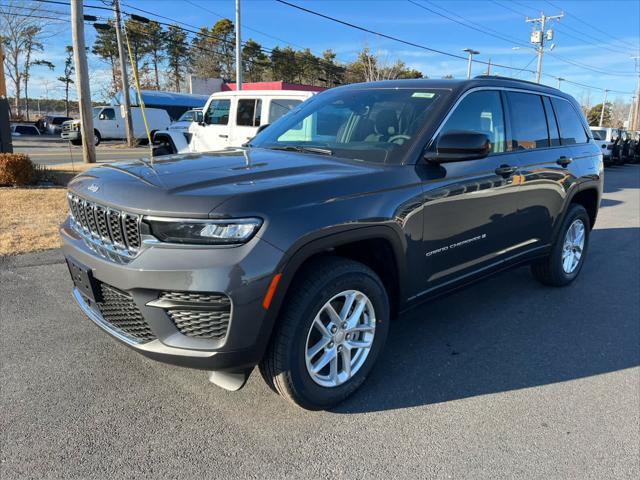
(473, 75), (555, 89)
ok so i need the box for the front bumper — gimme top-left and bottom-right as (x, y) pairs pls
(61, 130), (80, 141)
(61, 220), (284, 372)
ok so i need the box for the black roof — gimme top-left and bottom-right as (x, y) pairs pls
(336, 75), (572, 101)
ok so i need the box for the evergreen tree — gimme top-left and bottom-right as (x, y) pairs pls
(57, 46), (74, 116)
(165, 25), (189, 91)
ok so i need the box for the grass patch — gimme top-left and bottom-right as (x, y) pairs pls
(0, 187), (68, 256)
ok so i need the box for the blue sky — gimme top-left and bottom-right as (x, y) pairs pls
(23, 0), (640, 104)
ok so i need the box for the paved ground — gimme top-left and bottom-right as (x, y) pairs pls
(12, 136), (146, 166)
(1, 166), (639, 479)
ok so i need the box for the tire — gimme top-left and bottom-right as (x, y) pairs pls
(259, 256), (390, 410)
(531, 204), (590, 287)
(70, 139), (81, 146)
(93, 130), (101, 146)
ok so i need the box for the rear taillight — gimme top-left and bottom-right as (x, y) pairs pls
(607, 144), (613, 150)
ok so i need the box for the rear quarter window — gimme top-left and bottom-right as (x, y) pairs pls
(551, 98), (589, 145)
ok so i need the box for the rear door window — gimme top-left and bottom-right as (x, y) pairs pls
(507, 92), (549, 150)
(551, 98), (589, 145)
(542, 97), (561, 147)
(236, 99), (262, 127)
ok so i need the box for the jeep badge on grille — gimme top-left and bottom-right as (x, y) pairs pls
(88, 184), (100, 193)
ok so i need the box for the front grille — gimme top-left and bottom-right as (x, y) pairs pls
(68, 193), (141, 255)
(158, 291), (231, 339)
(96, 283), (156, 342)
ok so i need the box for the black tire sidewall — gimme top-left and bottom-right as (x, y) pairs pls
(550, 204), (590, 284)
(284, 267), (389, 409)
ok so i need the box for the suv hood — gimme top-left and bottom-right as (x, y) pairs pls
(68, 147), (384, 217)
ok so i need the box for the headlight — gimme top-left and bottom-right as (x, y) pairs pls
(145, 217), (262, 245)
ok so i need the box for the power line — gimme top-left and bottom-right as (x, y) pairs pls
(408, 0), (530, 50)
(274, 0), (536, 74)
(544, 0), (639, 51)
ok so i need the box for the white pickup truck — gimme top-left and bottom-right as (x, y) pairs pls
(61, 106), (171, 146)
(152, 90), (316, 155)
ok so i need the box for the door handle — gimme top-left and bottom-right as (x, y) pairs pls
(219, 134), (229, 138)
(557, 156), (573, 167)
(495, 165), (518, 177)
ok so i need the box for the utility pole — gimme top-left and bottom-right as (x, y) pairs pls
(235, 0), (242, 90)
(71, 0), (96, 163)
(114, 0), (134, 147)
(526, 11), (563, 83)
(556, 77), (564, 89)
(599, 89), (609, 127)
(0, 42), (13, 153)
(463, 48), (480, 79)
(632, 56), (640, 130)
(628, 96), (636, 129)
(486, 58), (491, 76)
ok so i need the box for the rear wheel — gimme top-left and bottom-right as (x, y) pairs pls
(531, 204), (590, 286)
(259, 257), (390, 410)
(93, 130), (101, 146)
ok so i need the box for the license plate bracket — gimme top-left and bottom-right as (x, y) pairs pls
(66, 257), (102, 303)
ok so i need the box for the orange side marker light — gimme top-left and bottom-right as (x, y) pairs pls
(262, 273), (282, 310)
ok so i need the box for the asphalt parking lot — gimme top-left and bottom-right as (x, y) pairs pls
(1, 166), (639, 479)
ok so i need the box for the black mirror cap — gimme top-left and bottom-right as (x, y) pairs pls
(427, 131), (492, 163)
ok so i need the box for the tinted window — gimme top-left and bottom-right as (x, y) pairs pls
(542, 97), (560, 147)
(551, 98), (588, 145)
(205, 99), (230, 125)
(591, 129), (606, 140)
(15, 125), (39, 135)
(236, 99), (262, 127)
(508, 92), (549, 150)
(269, 99), (302, 123)
(440, 90), (506, 153)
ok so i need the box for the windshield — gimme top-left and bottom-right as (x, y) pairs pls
(590, 129), (606, 140)
(178, 110), (195, 122)
(92, 107), (102, 118)
(250, 88), (445, 164)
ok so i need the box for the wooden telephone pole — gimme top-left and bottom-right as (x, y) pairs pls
(113, 0), (134, 147)
(0, 42), (13, 153)
(70, 0), (96, 163)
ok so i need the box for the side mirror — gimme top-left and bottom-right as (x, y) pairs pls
(194, 111), (204, 124)
(98, 113), (106, 120)
(426, 131), (492, 163)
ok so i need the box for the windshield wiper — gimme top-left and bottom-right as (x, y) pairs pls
(267, 145), (334, 156)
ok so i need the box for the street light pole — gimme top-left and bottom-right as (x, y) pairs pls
(235, 0), (242, 90)
(556, 77), (564, 89)
(463, 48), (480, 79)
(599, 89), (609, 127)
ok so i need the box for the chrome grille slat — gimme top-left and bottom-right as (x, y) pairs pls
(67, 193), (141, 258)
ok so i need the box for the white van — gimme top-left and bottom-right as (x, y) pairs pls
(152, 90), (316, 155)
(62, 106), (171, 146)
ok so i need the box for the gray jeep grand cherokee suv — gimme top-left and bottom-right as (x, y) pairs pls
(61, 77), (603, 410)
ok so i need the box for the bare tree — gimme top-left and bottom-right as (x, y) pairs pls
(0, 1), (62, 118)
(23, 26), (54, 121)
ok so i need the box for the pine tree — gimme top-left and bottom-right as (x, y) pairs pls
(57, 46), (74, 116)
(165, 25), (189, 91)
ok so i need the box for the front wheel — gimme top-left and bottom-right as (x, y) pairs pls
(259, 257), (390, 410)
(531, 204), (590, 286)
